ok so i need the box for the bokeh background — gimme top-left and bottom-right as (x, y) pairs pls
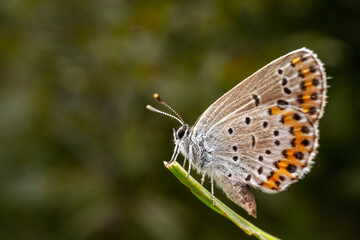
(1, 0), (359, 239)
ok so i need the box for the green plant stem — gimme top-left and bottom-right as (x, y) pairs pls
(164, 161), (281, 240)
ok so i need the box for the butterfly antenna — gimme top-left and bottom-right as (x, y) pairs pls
(146, 93), (185, 125)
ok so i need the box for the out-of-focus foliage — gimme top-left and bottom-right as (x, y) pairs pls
(0, 0), (359, 239)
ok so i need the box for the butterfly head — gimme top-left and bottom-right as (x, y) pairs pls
(173, 124), (190, 141)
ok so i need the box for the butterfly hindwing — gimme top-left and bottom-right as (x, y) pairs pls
(207, 105), (317, 192)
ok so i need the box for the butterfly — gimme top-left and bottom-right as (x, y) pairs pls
(147, 48), (327, 217)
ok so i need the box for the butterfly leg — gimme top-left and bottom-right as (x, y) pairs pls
(211, 166), (215, 205)
(167, 143), (180, 166)
(182, 158), (187, 168)
(200, 172), (206, 185)
(186, 145), (193, 177)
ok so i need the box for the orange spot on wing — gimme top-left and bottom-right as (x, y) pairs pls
(278, 161), (298, 177)
(304, 80), (315, 89)
(262, 181), (279, 190)
(264, 172), (286, 190)
(293, 138), (311, 152)
(305, 79), (313, 85)
(302, 69), (311, 76)
(279, 168), (295, 177)
(283, 113), (297, 125)
(302, 107), (310, 113)
(278, 161), (289, 168)
(285, 157), (306, 166)
(302, 94), (311, 101)
(270, 106), (285, 115)
(291, 57), (301, 66)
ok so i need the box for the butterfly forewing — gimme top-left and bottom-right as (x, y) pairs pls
(192, 48), (327, 136)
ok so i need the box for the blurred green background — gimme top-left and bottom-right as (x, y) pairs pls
(1, 0), (359, 239)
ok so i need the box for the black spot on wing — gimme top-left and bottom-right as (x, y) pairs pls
(252, 94), (260, 106)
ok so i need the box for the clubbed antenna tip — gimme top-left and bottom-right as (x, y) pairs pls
(147, 93), (185, 125)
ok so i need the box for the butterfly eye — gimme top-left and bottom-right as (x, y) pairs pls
(177, 128), (186, 139)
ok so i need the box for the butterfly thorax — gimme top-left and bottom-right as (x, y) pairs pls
(175, 125), (213, 174)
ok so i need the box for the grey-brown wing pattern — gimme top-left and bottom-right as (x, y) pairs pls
(191, 48), (326, 193)
(205, 105), (318, 192)
(192, 48), (326, 137)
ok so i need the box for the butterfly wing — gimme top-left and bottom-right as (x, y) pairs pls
(191, 48), (327, 192)
(206, 105), (318, 192)
(192, 47), (326, 134)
